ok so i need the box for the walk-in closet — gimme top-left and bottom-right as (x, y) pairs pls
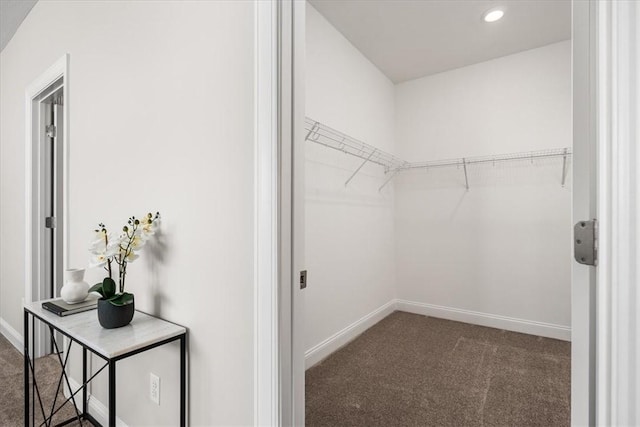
(302, 1), (572, 425)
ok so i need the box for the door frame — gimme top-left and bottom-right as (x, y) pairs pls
(254, 0), (305, 425)
(254, 1), (280, 424)
(256, 0), (640, 425)
(593, 1), (640, 424)
(24, 54), (70, 357)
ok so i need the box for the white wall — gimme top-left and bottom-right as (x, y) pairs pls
(304, 5), (397, 362)
(394, 41), (572, 337)
(0, 1), (254, 425)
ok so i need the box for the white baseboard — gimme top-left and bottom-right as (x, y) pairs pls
(304, 298), (570, 370)
(305, 300), (396, 369)
(0, 317), (23, 354)
(66, 377), (128, 427)
(396, 299), (571, 341)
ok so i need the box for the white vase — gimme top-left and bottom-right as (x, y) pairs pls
(60, 268), (89, 304)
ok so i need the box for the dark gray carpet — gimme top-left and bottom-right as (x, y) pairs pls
(0, 333), (92, 426)
(306, 311), (570, 427)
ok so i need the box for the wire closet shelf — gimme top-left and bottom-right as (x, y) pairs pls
(304, 118), (407, 172)
(304, 117), (572, 190)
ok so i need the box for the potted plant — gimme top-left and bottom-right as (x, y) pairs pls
(89, 212), (160, 329)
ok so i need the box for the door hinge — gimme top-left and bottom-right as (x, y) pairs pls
(45, 217), (57, 229)
(574, 219), (597, 266)
(300, 270), (307, 289)
(46, 125), (56, 138)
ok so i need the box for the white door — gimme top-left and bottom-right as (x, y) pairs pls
(571, 1), (596, 424)
(43, 97), (65, 301)
(43, 95), (65, 353)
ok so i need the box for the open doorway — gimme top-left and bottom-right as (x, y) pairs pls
(41, 84), (64, 304)
(299, 1), (577, 425)
(25, 56), (68, 358)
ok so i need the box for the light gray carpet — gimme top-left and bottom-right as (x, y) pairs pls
(306, 311), (570, 427)
(0, 333), (92, 426)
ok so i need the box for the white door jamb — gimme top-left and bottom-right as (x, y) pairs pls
(595, 1), (640, 424)
(254, 1), (305, 425)
(254, 0), (280, 424)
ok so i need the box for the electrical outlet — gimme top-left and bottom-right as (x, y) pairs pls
(150, 373), (160, 405)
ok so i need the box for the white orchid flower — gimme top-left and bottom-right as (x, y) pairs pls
(89, 232), (122, 253)
(89, 243), (119, 266)
(129, 235), (146, 250)
(89, 252), (110, 268)
(105, 241), (121, 257)
(88, 238), (105, 254)
(125, 251), (139, 263)
(139, 214), (160, 237)
(89, 212), (159, 292)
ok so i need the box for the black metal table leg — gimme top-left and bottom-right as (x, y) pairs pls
(31, 315), (35, 425)
(83, 348), (87, 416)
(109, 360), (116, 427)
(180, 335), (186, 427)
(24, 311), (29, 427)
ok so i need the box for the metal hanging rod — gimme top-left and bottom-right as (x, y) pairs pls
(305, 118), (407, 186)
(304, 118), (572, 190)
(398, 148), (572, 191)
(399, 148), (572, 171)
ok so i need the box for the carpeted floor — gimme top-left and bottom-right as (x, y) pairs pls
(306, 311), (570, 427)
(0, 333), (91, 426)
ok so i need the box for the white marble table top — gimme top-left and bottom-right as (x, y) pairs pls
(24, 299), (186, 359)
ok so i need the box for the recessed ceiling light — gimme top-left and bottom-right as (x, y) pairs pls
(483, 9), (505, 23)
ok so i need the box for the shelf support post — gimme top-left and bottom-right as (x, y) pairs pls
(378, 168), (401, 192)
(345, 150), (376, 186)
(462, 158), (469, 191)
(561, 148), (568, 187)
(304, 122), (319, 141)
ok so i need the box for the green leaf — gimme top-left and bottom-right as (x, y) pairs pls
(88, 283), (106, 298)
(107, 292), (134, 306)
(102, 277), (116, 298)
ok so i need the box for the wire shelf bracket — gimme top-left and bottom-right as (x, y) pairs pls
(344, 149), (376, 186)
(378, 168), (402, 192)
(304, 118), (406, 188)
(561, 148), (569, 187)
(462, 158), (469, 191)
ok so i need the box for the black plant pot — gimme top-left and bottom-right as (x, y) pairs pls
(97, 296), (135, 329)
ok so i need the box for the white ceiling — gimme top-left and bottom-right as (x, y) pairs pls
(308, 0), (571, 83)
(0, 0), (38, 52)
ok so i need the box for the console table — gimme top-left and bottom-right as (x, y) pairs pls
(23, 300), (187, 427)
